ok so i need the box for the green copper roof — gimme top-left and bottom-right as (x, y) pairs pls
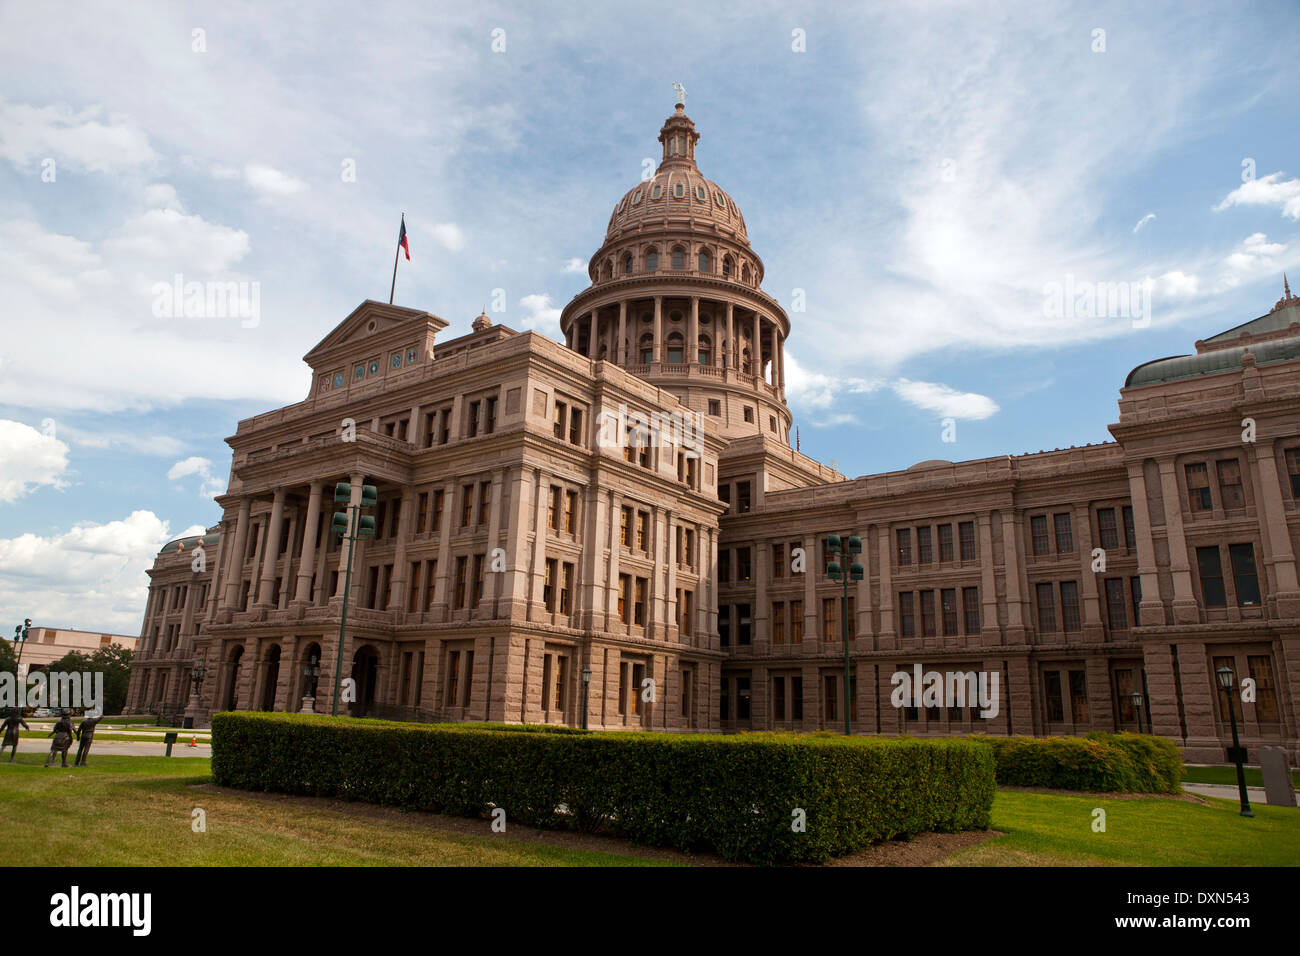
(1125, 335), (1300, 388)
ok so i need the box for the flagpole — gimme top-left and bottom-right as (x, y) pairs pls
(389, 212), (404, 305)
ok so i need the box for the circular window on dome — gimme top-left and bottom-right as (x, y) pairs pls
(651, 185), (662, 200)
(632, 189), (642, 204)
(391, 353), (402, 370)
(333, 372), (344, 388)
(368, 360), (380, 377)
(715, 192), (725, 207)
(696, 185), (706, 201)
(674, 183), (684, 198)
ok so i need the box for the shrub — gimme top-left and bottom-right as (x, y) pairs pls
(972, 732), (1183, 794)
(212, 712), (995, 865)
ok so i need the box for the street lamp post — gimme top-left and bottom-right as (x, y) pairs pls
(1216, 665), (1254, 818)
(330, 481), (377, 717)
(12, 619), (31, 676)
(825, 534), (864, 736)
(581, 668), (591, 730)
(1131, 690), (1144, 734)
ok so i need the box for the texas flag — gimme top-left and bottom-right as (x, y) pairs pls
(398, 215), (410, 260)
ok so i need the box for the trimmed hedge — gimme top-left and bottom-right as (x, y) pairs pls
(212, 712), (994, 865)
(974, 732), (1183, 794)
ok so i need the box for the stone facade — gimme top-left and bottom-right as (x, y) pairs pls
(126, 104), (1300, 763)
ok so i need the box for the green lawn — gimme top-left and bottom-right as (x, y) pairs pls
(1182, 764), (1300, 788)
(941, 789), (1300, 866)
(3, 755), (1296, 866)
(0, 755), (673, 867)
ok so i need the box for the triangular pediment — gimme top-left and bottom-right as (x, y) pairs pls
(303, 299), (450, 365)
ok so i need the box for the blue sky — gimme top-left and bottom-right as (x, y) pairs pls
(0, 0), (1298, 633)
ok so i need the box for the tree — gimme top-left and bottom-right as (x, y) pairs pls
(0, 639), (15, 680)
(42, 645), (133, 715)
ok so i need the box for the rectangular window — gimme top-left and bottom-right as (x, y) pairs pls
(737, 546), (752, 582)
(680, 589), (692, 635)
(790, 600), (803, 643)
(958, 520), (976, 560)
(564, 490), (577, 533)
(619, 663), (629, 717)
(1196, 546), (1226, 607)
(554, 655), (566, 712)
(718, 548), (731, 582)
(541, 654), (552, 711)
(899, 592), (915, 637)
(919, 590), (936, 637)
(424, 559), (437, 611)
(938, 524), (954, 562)
(543, 559), (557, 611)
(438, 408), (451, 445)
(1286, 447), (1300, 498)
(719, 675), (728, 722)
(736, 676), (751, 719)
(453, 556), (467, 609)
(1248, 655), (1279, 722)
(553, 401), (566, 439)
(619, 506), (631, 547)
(636, 511), (648, 552)
(772, 602), (785, 644)
(1054, 513), (1074, 553)
(708, 399), (720, 416)
(416, 493), (429, 534)
(1096, 507), (1118, 551)
(771, 543), (784, 578)
(917, 526), (933, 564)
(941, 588), (958, 636)
(772, 676), (786, 721)
(1185, 462), (1212, 512)
(822, 598), (837, 642)
(634, 578), (647, 626)
(718, 604), (730, 646)
(618, 574), (631, 624)
(478, 480), (491, 526)
(1044, 671), (1065, 722)
(547, 486), (560, 531)
(897, 528), (912, 566)
(1130, 575), (1141, 626)
(1104, 578), (1127, 629)
(791, 676), (804, 720)
(824, 675), (837, 722)
(485, 396), (497, 434)
(737, 603), (752, 645)
(962, 587), (980, 634)
(1115, 668), (1138, 724)
(431, 490), (444, 532)
(1036, 582), (1057, 632)
(1060, 581), (1081, 632)
(737, 481), (751, 513)
(1069, 670), (1089, 724)
(1229, 543), (1260, 606)
(1031, 515), (1049, 556)
(467, 400), (480, 438)
(460, 484), (473, 527)
(1122, 505), (1136, 548)
(445, 650), (460, 707)
(568, 407), (583, 445)
(407, 561), (421, 611)
(1216, 459), (1245, 510)
(471, 554), (484, 608)
(681, 667), (693, 722)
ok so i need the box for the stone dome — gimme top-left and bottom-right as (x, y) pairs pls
(603, 104), (749, 247)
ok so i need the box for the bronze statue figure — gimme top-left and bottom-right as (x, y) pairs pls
(44, 712), (74, 768)
(74, 714), (102, 766)
(2, 709), (29, 763)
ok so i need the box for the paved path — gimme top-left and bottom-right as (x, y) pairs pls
(1182, 781), (1298, 807)
(6, 737), (211, 759)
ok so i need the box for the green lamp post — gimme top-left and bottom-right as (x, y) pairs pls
(825, 534), (864, 736)
(330, 481), (377, 716)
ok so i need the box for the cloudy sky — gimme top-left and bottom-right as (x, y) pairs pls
(1, 1), (1297, 634)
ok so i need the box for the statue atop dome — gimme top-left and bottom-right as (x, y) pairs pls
(672, 81), (686, 107)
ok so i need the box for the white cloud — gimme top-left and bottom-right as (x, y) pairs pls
(0, 420), (70, 502)
(518, 293), (562, 338)
(0, 510), (198, 634)
(890, 379), (999, 421)
(0, 98), (157, 172)
(142, 182), (184, 211)
(1133, 213), (1156, 234)
(244, 162), (308, 196)
(422, 222), (465, 252)
(1154, 270), (1200, 298)
(1214, 172), (1300, 220)
(562, 257), (588, 273)
(56, 424), (187, 457)
(103, 208), (251, 275)
(1218, 232), (1288, 290)
(166, 456), (225, 498)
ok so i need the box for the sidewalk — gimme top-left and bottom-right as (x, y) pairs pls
(1181, 781), (1298, 807)
(7, 738), (211, 759)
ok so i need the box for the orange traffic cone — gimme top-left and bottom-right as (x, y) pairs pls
(188, 735), (198, 748)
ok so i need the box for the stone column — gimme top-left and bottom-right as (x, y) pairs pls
(1126, 461), (1164, 626)
(387, 487), (417, 610)
(877, 525), (895, 649)
(978, 513), (999, 645)
(688, 296), (699, 366)
(293, 481), (324, 604)
(588, 310), (599, 359)
(1249, 440), (1300, 616)
(754, 540), (769, 650)
(1156, 457), (1200, 624)
(776, 332), (785, 391)
(752, 313), (762, 377)
(605, 492), (622, 630)
(653, 296), (663, 365)
(803, 536), (818, 647)
(725, 302), (734, 370)
(256, 488), (286, 606)
(1077, 504), (1104, 642)
(502, 467), (533, 620)
(528, 469), (549, 621)
(617, 300), (627, 366)
(221, 497), (252, 610)
(432, 480), (455, 620)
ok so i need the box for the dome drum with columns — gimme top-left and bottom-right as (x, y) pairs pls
(560, 102), (790, 442)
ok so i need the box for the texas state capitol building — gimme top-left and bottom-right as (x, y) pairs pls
(126, 101), (1300, 763)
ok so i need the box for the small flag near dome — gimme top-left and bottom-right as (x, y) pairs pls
(389, 213), (409, 305)
(398, 215), (410, 261)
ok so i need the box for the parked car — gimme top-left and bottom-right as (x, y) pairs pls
(30, 708), (54, 718)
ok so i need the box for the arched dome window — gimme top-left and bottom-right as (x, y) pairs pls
(646, 248), (659, 271)
(698, 333), (712, 366)
(674, 183), (685, 198)
(671, 247), (685, 270)
(666, 332), (684, 365)
(696, 185), (707, 201)
(723, 255), (733, 278)
(639, 333), (654, 364)
(742, 263), (751, 284)
(652, 185), (662, 200)
(623, 254), (633, 275)
(698, 251), (711, 273)
(742, 347), (752, 375)
(602, 259), (613, 281)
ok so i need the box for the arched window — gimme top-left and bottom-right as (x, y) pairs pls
(652, 184), (662, 200)
(623, 254), (633, 275)
(666, 332), (684, 365)
(742, 347), (752, 375)
(674, 183), (685, 198)
(723, 255), (733, 278)
(602, 259), (613, 281)
(698, 251), (710, 273)
(646, 249), (659, 271)
(742, 263), (751, 284)
(639, 333), (654, 365)
(671, 247), (685, 270)
(698, 333), (712, 366)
